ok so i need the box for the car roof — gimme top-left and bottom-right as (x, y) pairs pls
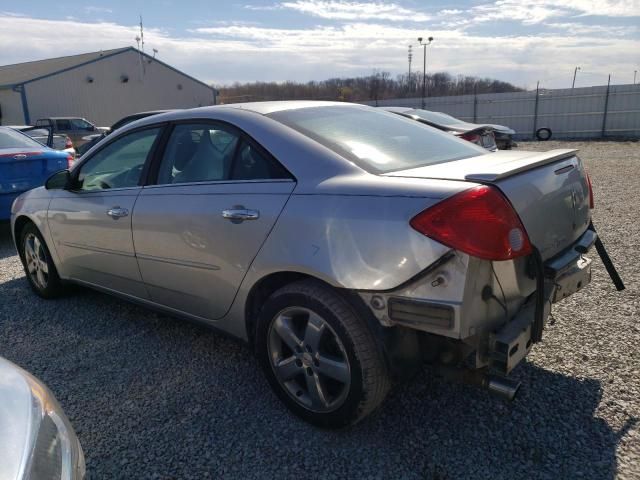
(41, 117), (87, 120)
(219, 100), (356, 115)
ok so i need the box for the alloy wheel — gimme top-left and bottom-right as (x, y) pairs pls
(24, 233), (49, 290)
(268, 307), (351, 413)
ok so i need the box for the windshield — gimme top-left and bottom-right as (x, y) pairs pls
(268, 106), (485, 173)
(70, 118), (94, 129)
(0, 128), (43, 149)
(408, 110), (463, 126)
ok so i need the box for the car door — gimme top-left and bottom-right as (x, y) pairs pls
(132, 121), (295, 320)
(47, 125), (164, 298)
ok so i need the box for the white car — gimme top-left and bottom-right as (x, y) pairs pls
(0, 357), (85, 480)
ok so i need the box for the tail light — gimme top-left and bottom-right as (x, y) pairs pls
(410, 185), (532, 261)
(66, 154), (74, 168)
(586, 173), (594, 209)
(459, 132), (481, 145)
(65, 136), (73, 149)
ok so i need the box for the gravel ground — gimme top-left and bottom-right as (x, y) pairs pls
(0, 140), (638, 479)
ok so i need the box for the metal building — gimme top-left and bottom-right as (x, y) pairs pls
(0, 47), (217, 127)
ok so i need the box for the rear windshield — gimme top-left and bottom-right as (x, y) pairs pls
(0, 128), (42, 149)
(268, 106), (485, 173)
(408, 110), (461, 126)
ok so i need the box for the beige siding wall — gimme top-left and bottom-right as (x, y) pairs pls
(0, 88), (25, 125)
(24, 50), (215, 126)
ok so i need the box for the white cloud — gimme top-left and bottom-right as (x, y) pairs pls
(278, 1), (431, 21)
(468, 0), (640, 24)
(0, 11), (26, 17)
(84, 6), (113, 15)
(0, 14), (637, 88)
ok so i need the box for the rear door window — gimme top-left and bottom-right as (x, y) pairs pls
(56, 120), (72, 130)
(230, 140), (291, 180)
(156, 124), (240, 184)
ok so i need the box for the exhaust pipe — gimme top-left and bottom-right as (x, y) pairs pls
(434, 366), (521, 401)
(484, 375), (521, 401)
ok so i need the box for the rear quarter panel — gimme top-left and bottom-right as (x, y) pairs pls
(247, 193), (453, 291)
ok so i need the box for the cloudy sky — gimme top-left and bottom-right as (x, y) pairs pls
(1, 1), (639, 89)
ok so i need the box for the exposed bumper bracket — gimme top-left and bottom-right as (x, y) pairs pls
(590, 223), (625, 291)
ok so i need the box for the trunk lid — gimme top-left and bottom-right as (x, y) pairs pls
(0, 148), (67, 194)
(386, 149), (591, 260)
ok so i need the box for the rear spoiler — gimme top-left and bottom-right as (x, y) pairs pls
(465, 149), (578, 182)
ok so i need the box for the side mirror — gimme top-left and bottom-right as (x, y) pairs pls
(45, 170), (71, 190)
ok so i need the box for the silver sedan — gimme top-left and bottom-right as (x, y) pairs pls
(11, 102), (604, 427)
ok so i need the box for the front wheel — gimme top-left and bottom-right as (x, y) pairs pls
(255, 280), (390, 428)
(19, 223), (66, 298)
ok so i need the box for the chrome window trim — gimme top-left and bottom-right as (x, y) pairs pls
(142, 179), (295, 189)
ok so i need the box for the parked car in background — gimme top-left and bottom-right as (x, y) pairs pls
(382, 107), (516, 150)
(9, 125), (76, 157)
(35, 117), (108, 147)
(0, 356), (85, 480)
(76, 110), (173, 157)
(11, 102), (610, 428)
(0, 126), (72, 220)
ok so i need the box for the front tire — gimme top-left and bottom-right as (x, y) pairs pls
(255, 279), (390, 428)
(19, 223), (66, 298)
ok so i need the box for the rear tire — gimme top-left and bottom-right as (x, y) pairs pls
(255, 279), (390, 428)
(536, 127), (552, 141)
(19, 223), (66, 299)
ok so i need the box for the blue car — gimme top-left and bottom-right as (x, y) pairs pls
(0, 127), (72, 220)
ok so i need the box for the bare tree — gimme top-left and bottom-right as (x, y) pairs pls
(215, 71), (522, 104)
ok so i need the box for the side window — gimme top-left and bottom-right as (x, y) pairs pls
(56, 120), (72, 130)
(71, 118), (93, 130)
(76, 128), (160, 191)
(230, 141), (290, 180)
(157, 124), (239, 185)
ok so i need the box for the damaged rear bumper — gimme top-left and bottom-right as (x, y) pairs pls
(490, 230), (595, 375)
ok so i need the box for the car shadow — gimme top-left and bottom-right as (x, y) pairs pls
(0, 272), (634, 479)
(0, 224), (16, 260)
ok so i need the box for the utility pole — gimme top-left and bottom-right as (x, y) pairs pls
(602, 74), (611, 138)
(408, 45), (413, 92)
(418, 36), (433, 109)
(572, 66), (580, 89)
(634, 70), (637, 85)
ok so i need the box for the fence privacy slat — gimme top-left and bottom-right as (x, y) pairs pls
(364, 84), (640, 140)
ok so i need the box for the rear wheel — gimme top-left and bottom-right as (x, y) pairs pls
(19, 223), (66, 298)
(536, 127), (552, 141)
(255, 279), (390, 428)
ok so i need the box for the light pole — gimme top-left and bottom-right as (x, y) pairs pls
(408, 45), (413, 92)
(634, 70), (637, 85)
(418, 36), (433, 108)
(572, 66), (581, 89)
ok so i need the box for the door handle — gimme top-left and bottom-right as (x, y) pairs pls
(107, 207), (129, 219)
(221, 208), (260, 222)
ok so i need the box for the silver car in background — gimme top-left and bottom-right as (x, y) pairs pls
(0, 357), (85, 480)
(382, 107), (516, 150)
(10, 102), (616, 428)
